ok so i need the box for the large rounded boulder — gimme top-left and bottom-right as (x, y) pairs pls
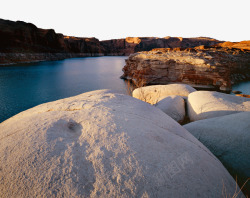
(187, 91), (250, 121)
(132, 84), (196, 104)
(184, 112), (250, 196)
(0, 90), (242, 197)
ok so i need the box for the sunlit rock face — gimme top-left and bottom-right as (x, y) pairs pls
(215, 40), (250, 51)
(187, 91), (250, 121)
(0, 90), (242, 197)
(0, 18), (221, 55)
(100, 36), (221, 56)
(122, 46), (250, 91)
(184, 112), (250, 196)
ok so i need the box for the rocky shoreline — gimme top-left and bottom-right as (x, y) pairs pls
(0, 52), (104, 66)
(1, 87), (249, 197)
(121, 44), (250, 92)
(132, 84), (250, 196)
(1, 17), (250, 198)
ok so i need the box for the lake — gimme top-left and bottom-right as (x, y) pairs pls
(0, 56), (249, 123)
(232, 81), (250, 95)
(0, 56), (128, 123)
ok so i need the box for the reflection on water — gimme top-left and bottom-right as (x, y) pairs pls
(0, 56), (128, 123)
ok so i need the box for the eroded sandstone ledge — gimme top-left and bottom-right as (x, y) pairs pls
(121, 45), (250, 91)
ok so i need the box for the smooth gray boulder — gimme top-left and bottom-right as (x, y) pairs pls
(0, 90), (243, 197)
(155, 95), (185, 123)
(184, 112), (250, 196)
(187, 91), (250, 121)
(133, 83), (196, 104)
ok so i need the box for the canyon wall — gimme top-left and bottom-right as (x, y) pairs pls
(1, 18), (249, 90)
(0, 18), (223, 64)
(100, 37), (221, 55)
(122, 46), (250, 91)
(0, 19), (102, 54)
(0, 19), (103, 64)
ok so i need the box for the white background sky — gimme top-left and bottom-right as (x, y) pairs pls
(0, 0), (249, 42)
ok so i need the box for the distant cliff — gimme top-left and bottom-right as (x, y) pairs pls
(0, 18), (225, 64)
(100, 37), (222, 56)
(0, 19), (102, 54)
(121, 45), (250, 91)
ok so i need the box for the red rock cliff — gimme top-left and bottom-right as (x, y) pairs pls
(0, 19), (102, 54)
(0, 19), (223, 54)
(100, 37), (221, 55)
(122, 46), (250, 91)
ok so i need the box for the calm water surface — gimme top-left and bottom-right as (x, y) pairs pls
(0, 56), (249, 123)
(232, 81), (250, 95)
(0, 56), (128, 123)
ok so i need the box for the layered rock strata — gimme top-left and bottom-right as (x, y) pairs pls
(0, 19), (102, 54)
(100, 36), (221, 56)
(122, 46), (250, 91)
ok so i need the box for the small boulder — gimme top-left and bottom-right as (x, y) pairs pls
(133, 83), (196, 104)
(184, 112), (250, 196)
(187, 91), (250, 121)
(155, 95), (185, 123)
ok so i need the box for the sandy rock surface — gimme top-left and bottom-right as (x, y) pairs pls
(187, 91), (250, 121)
(0, 90), (243, 197)
(155, 95), (185, 123)
(184, 112), (250, 196)
(132, 84), (196, 104)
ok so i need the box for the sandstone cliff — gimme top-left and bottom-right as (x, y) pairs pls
(100, 36), (221, 56)
(0, 18), (225, 64)
(122, 46), (250, 91)
(0, 19), (104, 64)
(0, 19), (65, 53)
(0, 19), (102, 54)
(215, 41), (250, 51)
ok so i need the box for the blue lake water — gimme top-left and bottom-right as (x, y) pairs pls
(0, 56), (249, 123)
(232, 81), (250, 95)
(0, 56), (128, 123)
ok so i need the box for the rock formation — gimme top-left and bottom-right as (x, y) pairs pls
(100, 36), (221, 56)
(122, 46), (250, 91)
(215, 41), (250, 51)
(184, 112), (250, 196)
(0, 90), (243, 197)
(155, 95), (185, 123)
(0, 19), (102, 54)
(132, 84), (196, 104)
(0, 18), (224, 65)
(187, 91), (250, 121)
(1, 18), (249, 96)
